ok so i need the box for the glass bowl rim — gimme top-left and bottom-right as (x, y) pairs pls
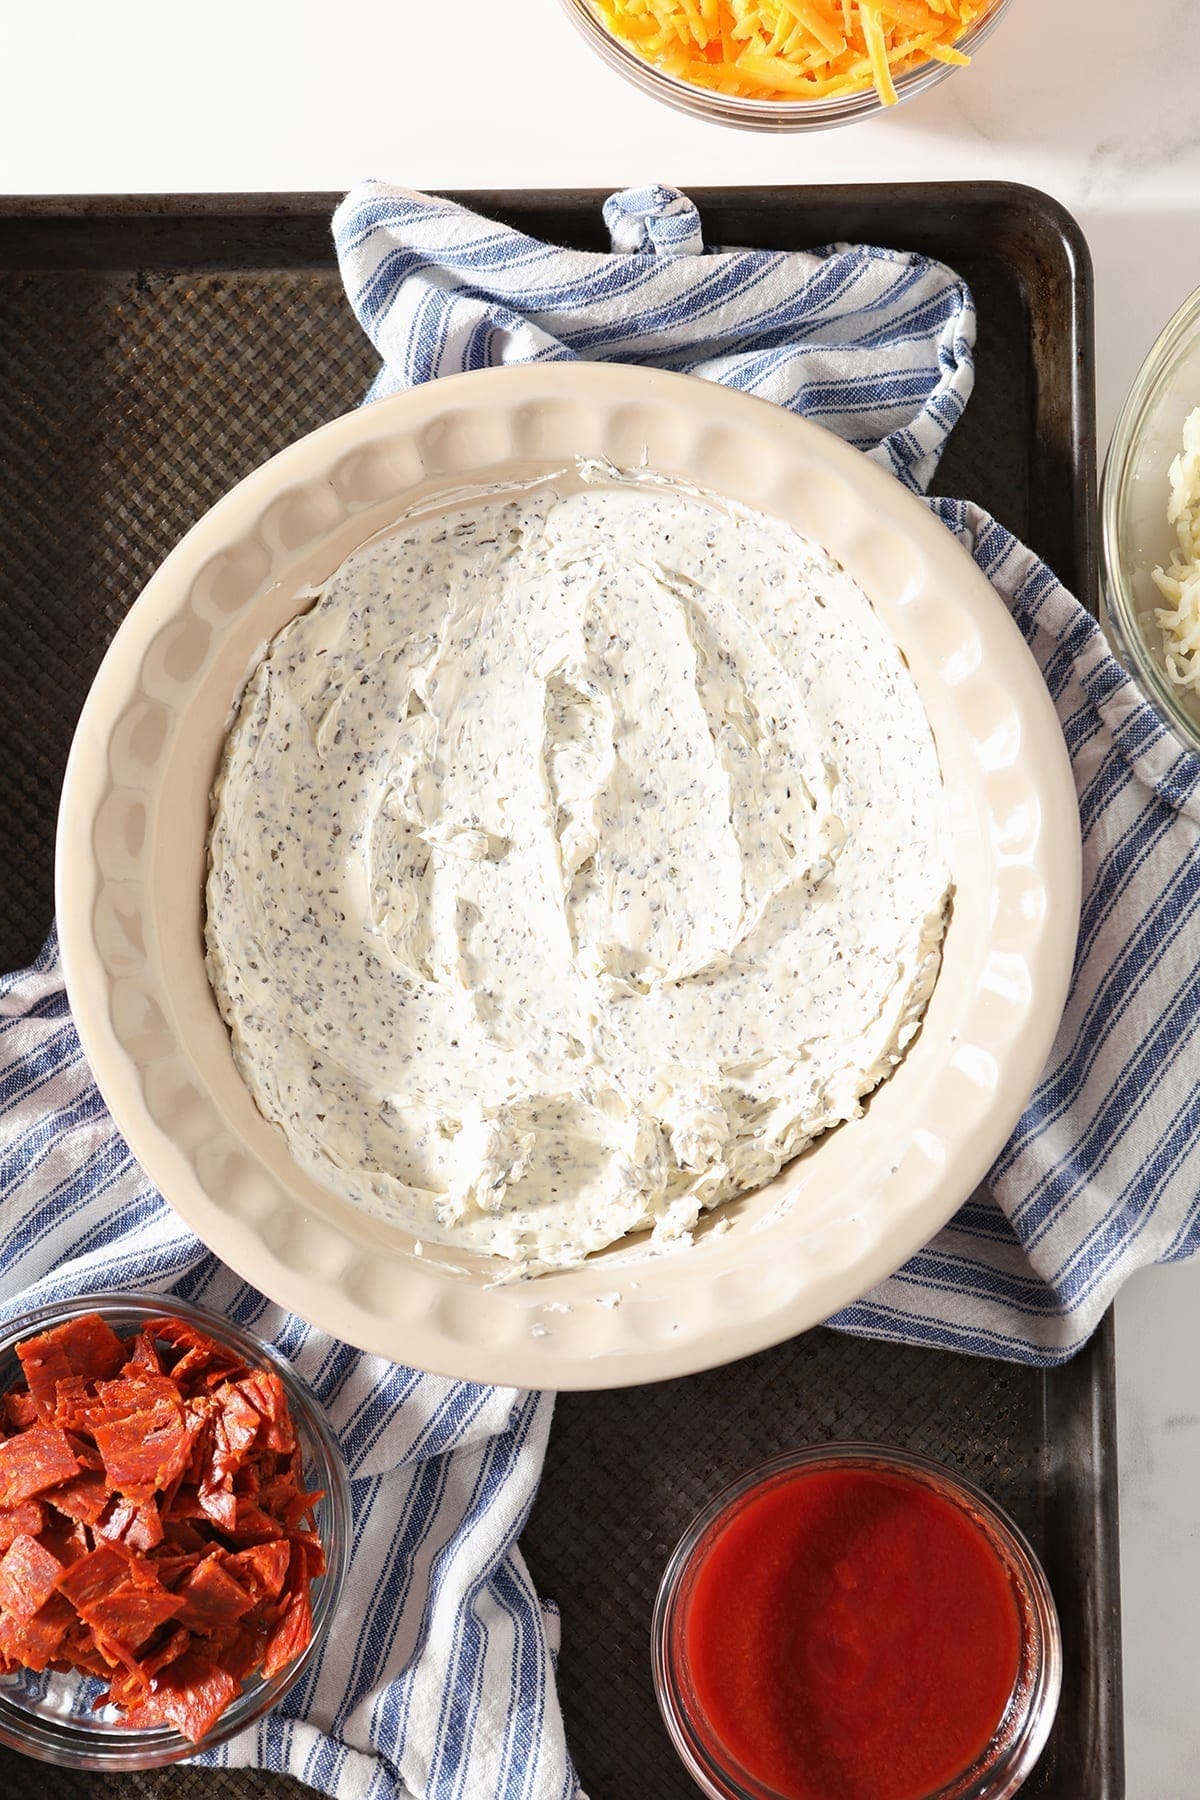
(557, 0), (1015, 130)
(651, 1440), (1063, 1800)
(0, 1290), (350, 1769)
(1100, 278), (1200, 756)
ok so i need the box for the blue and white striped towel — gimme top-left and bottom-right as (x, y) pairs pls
(1, 937), (568, 1798)
(2, 182), (1197, 1798)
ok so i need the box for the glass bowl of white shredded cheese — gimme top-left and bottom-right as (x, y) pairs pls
(1102, 282), (1200, 753)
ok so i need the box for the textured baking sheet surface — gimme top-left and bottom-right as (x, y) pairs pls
(0, 268), (375, 973)
(531, 1335), (1043, 1798)
(0, 188), (1118, 1799)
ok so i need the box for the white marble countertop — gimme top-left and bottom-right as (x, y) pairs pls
(6, 2), (1200, 1792)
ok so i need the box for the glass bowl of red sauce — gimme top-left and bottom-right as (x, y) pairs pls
(653, 1444), (1061, 1800)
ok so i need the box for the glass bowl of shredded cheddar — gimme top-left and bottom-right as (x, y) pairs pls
(560, 0), (1012, 127)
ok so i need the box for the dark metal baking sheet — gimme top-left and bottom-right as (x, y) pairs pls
(0, 184), (1120, 1800)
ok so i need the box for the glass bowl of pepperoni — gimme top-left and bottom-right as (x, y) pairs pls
(557, 0), (1013, 130)
(0, 1293), (349, 1768)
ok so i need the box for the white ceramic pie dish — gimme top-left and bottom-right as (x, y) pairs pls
(56, 362), (1079, 1389)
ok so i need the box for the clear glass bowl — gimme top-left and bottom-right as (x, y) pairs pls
(0, 1293), (350, 1769)
(558, 0), (1012, 131)
(1101, 281), (1200, 755)
(653, 1443), (1062, 1800)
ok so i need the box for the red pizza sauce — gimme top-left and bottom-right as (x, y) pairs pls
(680, 1465), (1023, 1800)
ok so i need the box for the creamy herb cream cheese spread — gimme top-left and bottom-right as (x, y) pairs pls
(205, 476), (952, 1269)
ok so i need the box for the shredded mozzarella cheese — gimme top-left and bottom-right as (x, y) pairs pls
(1152, 408), (1200, 691)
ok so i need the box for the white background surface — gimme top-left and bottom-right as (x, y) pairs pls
(5, 2), (1200, 1792)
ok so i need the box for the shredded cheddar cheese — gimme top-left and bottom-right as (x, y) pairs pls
(588, 0), (991, 105)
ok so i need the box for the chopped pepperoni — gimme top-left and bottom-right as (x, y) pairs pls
(95, 1664), (150, 1713)
(140, 1622), (192, 1679)
(261, 1590), (313, 1679)
(197, 1481), (239, 1533)
(97, 1493), (166, 1553)
(153, 1550), (203, 1587)
(0, 1533), (64, 1620)
(227, 1496), (290, 1546)
(222, 1539), (290, 1603)
(3, 1391), (39, 1433)
(54, 1542), (140, 1613)
(39, 1513), (91, 1568)
(145, 1319), (249, 1388)
(209, 1384), (262, 1485)
(259, 1474), (324, 1530)
(92, 1390), (190, 1502)
(122, 1331), (165, 1377)
(0, 1425), (79, 1505)
(119, 1649), (240, 1743)
(13, 1339), (72, 1420)
(175, 1555), (255, 1631)
(236, 1371), (296, 1454)
(63, 1433), (104, 1473)
(0, 1499), (45, 1552)
(0, 1593), (75, 1670)
(58, 1545), (184, 1652)
(0, 1313), (324, 1739)
(93, 1372), (184, 1417)
(217, 1619), (269, 1683)
(45, 1468), (110, 1526)
(161, 1518), (208, 1554)
(288, 1530), (327, 1580)
(17, 1314), (126, 1417)
(52, 1615), (114, 1676)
